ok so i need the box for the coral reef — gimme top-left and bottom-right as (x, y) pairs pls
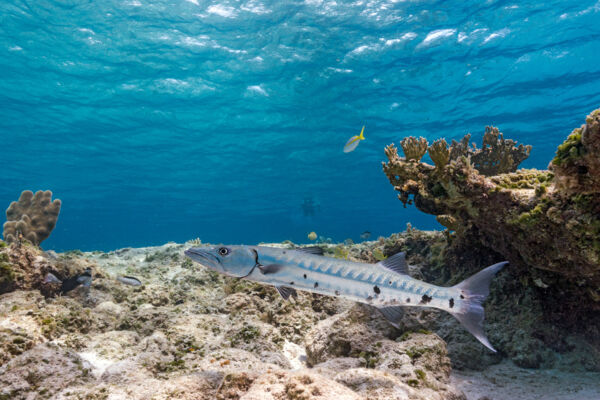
(0, 237), (599, 399)
(382, 108), (600, 367)
(0, 241), (471, 400)
(400, 137), (428, 162)
(0, 241), (93, 296)
(3, 190), (61, 246)
(550, 109), (600, 194)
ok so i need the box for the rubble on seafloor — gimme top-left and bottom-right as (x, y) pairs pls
(0, 233), (599, 400)
(382, 107), (600, 370)
(0, 239), (470, 400)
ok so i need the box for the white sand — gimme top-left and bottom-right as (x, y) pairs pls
(451, 361), (600, 400)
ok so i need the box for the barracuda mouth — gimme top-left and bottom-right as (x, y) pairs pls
(184, 248), (219, 268)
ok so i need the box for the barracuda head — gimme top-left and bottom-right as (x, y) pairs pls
(184, 246), (258, 278)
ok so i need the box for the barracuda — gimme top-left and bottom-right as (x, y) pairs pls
(184, 245), (507, 352)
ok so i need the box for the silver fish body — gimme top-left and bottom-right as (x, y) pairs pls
(244, 247), (456, 311)
(117, 276), (142, 286)
(185, 245), (507, 351)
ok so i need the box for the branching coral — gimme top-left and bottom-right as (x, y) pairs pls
(445, 127), (532, 176)
(400, 137), (428, 162)
(3, 190), (61, 246)
(427, 139), (450, 170)
(382, 108), (600, 317)
(472, 126), (532, 176)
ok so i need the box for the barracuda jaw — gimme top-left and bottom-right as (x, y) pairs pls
(184, 248), (220, 271)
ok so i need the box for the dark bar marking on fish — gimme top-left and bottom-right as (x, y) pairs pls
(449, 298), (455, 308)
(314, 282), (319, 288)
(420, 294), (432, 304)
(373, 285), (381, 294)
(303, 274), (307, 279)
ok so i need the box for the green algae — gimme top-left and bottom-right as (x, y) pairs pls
(333, 245), (349, 260)
(372, 248), (387, 261)
(0, 252), (14, 289)
(230, 325), (260, 346)
(552, 128), (584, 166)
(357, 350), (379, 368)
(491, 169), (554, 189)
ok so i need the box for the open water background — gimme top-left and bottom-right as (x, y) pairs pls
(1, 0), (600, 251)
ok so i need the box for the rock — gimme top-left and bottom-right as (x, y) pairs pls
(0, 343), (92, 399)
(305, 303), (461, 399)
(240, 370), (362, 400)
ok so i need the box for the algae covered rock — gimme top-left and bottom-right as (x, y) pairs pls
(240, 370), (362, 400)
(0, 343), (93, 399)
(305, 303), (463, 400)
(383, 108), (600, 295)
(550, 108), (600, 194)
(382, 108), (600, 371)
(0, 241), (93, 296)
(0, 240), (473, 399)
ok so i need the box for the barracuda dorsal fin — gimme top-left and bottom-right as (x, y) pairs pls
(376, 252), (408, 275)
(275, 286), (298, 300)
(297, 246), (324, 255)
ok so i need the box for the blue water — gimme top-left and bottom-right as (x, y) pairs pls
(1, 0), (600, 251)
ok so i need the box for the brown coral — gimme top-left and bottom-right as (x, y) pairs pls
(446, 127), (531, 176)
(3, 190), (61, 246)
(428, 139), (450, 170)
(400, 137), (428, 162)
(382, 108), (600, 333)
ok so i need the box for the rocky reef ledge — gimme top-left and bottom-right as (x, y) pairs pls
(1, 235), (599, 400)
(383, 108), (600, 370)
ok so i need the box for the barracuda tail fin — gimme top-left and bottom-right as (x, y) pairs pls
(450, 261), (508, 352)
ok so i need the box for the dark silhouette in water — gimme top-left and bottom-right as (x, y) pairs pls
(301, 196), (320, 217)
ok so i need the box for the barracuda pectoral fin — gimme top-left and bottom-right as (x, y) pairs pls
(377, 252), (408, 275)
(375, 305), (405, 328)
(275, 286), (298, 300)
(297, 246), (324, 255)
(258, 264), (284, 274)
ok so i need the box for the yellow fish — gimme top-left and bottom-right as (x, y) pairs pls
(343, 126), (365, 153)
(308, 231), (317, 241)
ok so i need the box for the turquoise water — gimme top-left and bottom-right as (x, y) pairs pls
(1, 0), (600, 251)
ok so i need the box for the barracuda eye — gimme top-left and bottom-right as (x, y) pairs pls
(218, 247), (230, 256)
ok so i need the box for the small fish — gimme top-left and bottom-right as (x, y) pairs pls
(360, 231), (371, 240)
(308, 231), (317, 241)
(117, 276), (142, 286)
(185, 245), (507, 352)
(43, 273), (62, 284)
(343, 126), (365, 153)
(43, 267), (92, 293)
